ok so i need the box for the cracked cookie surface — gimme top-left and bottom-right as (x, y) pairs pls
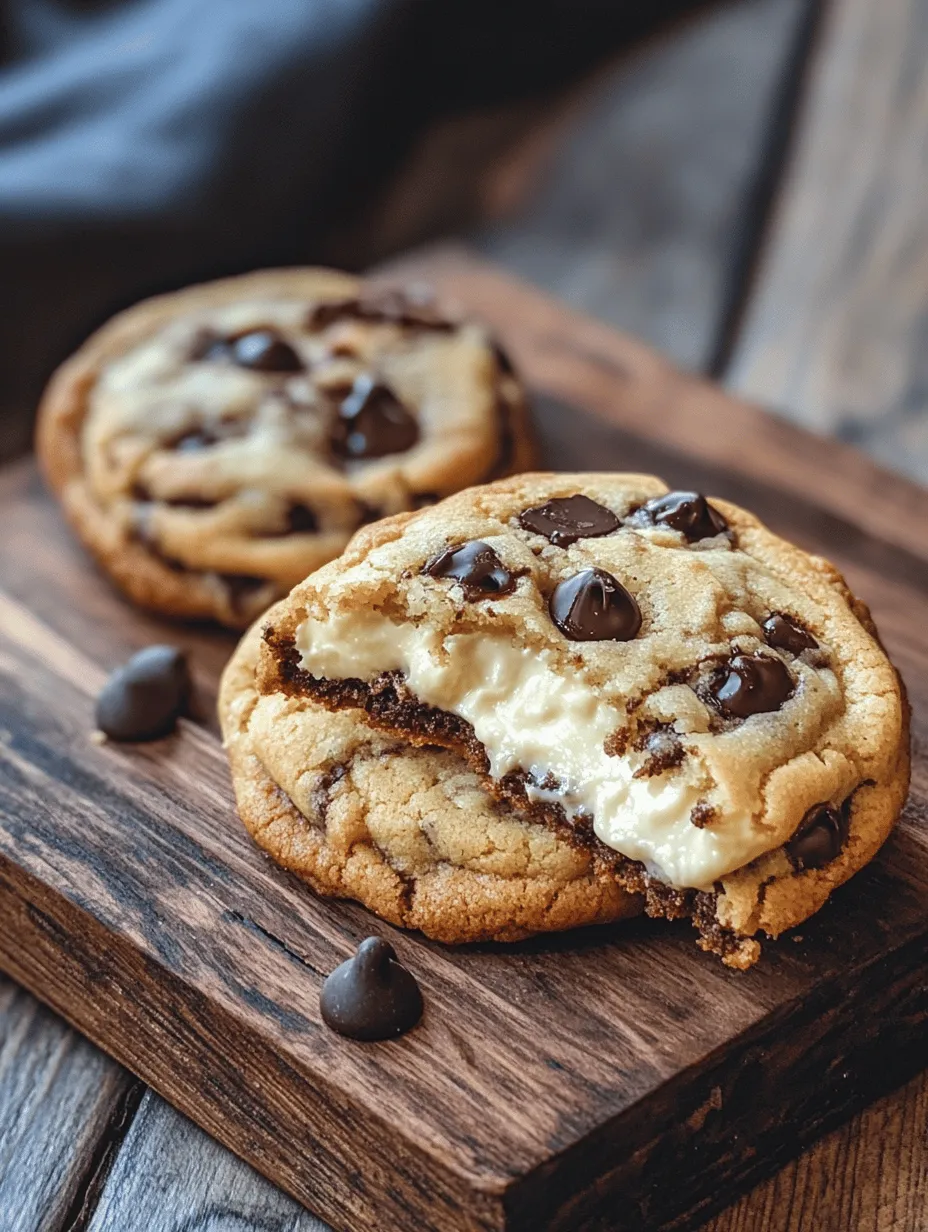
(220, 607), (641, 943)
(259, 472), (910, 967)
(38, 268), (533, 627)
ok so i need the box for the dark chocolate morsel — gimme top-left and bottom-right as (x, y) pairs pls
(710, 651), (794, 718)
(637, 491), (728, 541)
(95, 645), (190, 742)
(306, 288), (455, 334)
(284, 503), (318, 534)
(425, 541), (514, 599)
(763, 612), (818, 654)
(173, 428), (221, 452)
(332, 375), (419, 459)
(519, 495), (619, 547)
(197, 329), (303, 373)
(549, 568), (641, 642)
(319, 936), (423, 1041)
(221, 574), (270, 615)
(787, 803), (848, 871)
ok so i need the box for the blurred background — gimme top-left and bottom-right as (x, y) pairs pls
(6, 0), (924, 487)
(0, 0), (925, 463)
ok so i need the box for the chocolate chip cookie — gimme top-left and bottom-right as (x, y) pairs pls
(219, 606), (640, 943)
(37, 269), (534, 627)
(258, 472), (910, 968)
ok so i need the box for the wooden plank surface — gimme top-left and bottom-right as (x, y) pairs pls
(0, 253), (927, 1232)
(0, 975), (138, 1232)
(726, 0), (928, 483)
(87, 1091), (325, 1232)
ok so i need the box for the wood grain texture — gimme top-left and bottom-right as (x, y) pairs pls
(726, 0), (928, 483)
(0, 252), (927, 1231)
(0, 975), (137, 1232)
(87, 1090), (326, 1232)
(475, 0), (809, 372)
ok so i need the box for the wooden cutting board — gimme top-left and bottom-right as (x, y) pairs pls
(0, 249), (926, 1232)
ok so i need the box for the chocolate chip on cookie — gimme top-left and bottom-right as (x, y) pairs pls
(95, 645), (191, 741)
(519, 494), (619, 547)
(549, 568), (641, 641)
(425, 541), (514, 599)
(332, 376), (420, 459)
(710, 651), (794, 718)
(319, 936), (423, 1041)
(787, 803), (849, 871)
(635, 491), (728, 541)
(763, 612), (818, 654)
(198, 328), (303, 372)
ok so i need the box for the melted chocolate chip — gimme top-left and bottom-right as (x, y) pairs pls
(763, 612), (818, 655)
(284, 503), (318, 534)
(198, 329), (303, 373)
(425, 541), (514, 599)
(319, 936), (423, 1041)
(493, 340), (515, 375)
(95, 646), (190, 742)
(786, 803), (849, 871)
(332, 376), (419, 459)
(306, 288), (455, 334)
(636, 491), (728, 541)
(519, 495), (619, 547)
(173, 428), (220, 452)
(632, 726), (684, 778)
(710, 652), (794, 718)
(221, 574), (269, 615)
(549, 569), (641, 642)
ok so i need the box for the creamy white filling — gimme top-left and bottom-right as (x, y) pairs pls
(294, 611), (785, 888)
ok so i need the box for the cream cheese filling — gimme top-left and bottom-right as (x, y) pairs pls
(293, 609), (803, 889)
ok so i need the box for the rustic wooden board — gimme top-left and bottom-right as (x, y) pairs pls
(0, 253), (927, 1232)
(0, 975), (138, 1232)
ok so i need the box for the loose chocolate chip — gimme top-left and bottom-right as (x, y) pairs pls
(320, 936), (423, 1041)
(95, 646), (190, 742)
(637, 491), (728, 541)
(519, 495), (619, 547)
(332, 375), (419, 460)
(198, 329), (303, 372)
(549, 568), (641, 642)
(710, 652), (794, 718)
(787, 803), (848, 871)
(425, 540), (514, 599)
(763, 612), (818, 655)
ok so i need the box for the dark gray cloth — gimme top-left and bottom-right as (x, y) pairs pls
(0, 0), (701, 445)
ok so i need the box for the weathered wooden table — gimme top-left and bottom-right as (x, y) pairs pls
(2, 0), (927, 1228)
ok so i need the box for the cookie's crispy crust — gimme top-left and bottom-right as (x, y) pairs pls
(220, 606), (641, 943)
(37, 268), (535, 628)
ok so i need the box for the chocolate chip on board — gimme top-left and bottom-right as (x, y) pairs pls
(549, 568), (641, 642)
(320, 936), (423, 1041)
(95, 645), (191, 741)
